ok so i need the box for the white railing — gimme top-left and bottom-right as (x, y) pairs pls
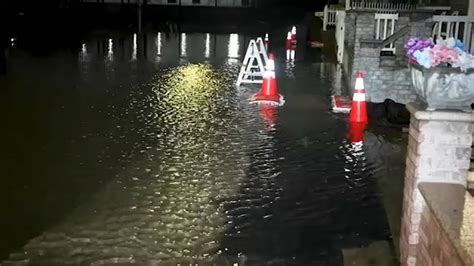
(432, 15), (474, 53)
(346, 1), (416, 10)
(375, 12), (399, 54)
(432, 11), (459, 39)
(323, 5), (342, 31)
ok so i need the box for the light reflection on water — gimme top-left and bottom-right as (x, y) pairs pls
(180, 33), (187, 58)
(285, 49), (296, 79)
(107, 38), (113, 62)
(228, 33), (239, 58)
(2, 32), (398, 265)
(132, 33), (138, 61)
(78, 32), (244, 67)
(156, 32), (162, 56)
(205, 33), (211, 58)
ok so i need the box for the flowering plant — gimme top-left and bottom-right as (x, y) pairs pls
(404, 37), (474, 72)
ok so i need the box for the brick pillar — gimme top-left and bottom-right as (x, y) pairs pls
(400, 103), (473, 266)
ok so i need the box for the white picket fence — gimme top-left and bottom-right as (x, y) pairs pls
(323, 5), (340, 31)
(432, 15), (474, 53)
(335, 11), (346, 64)
(346, 1), (416, 10)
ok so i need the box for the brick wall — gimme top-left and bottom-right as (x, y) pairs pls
(399, 104), (473, 265)
(342, 11), (433, 104)
(417, 202), (464, 266)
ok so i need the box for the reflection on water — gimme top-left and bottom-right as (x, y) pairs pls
(81, 43), (87, 56)
(156, 32), (162, 56)
(228, 33), (239, 58)
(285, 49), (296, 79)
(205, 33), (211, 58)
(180, 33), (187, 58)
(132, 33), (137, 61)
(78, 32), (245, 67)
(79, 42), (89, 63)
(1, 31), (400, 265)
(107, 39), (113, 62)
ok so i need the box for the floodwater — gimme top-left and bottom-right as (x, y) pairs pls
(0, 29), (406, 265)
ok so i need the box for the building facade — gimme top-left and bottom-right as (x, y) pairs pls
(80, 0), (253, 7)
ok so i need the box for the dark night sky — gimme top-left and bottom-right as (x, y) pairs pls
(1, 0), (329, 41)
(5, 0), (331, 10)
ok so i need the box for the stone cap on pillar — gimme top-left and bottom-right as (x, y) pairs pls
(407, 102), (474, 123)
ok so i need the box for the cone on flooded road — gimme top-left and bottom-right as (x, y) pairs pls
(291, 26), (297, 47)
(250, 53), (284, 106)
(286, 31), (292, 49)
(349, 72), (368, 124)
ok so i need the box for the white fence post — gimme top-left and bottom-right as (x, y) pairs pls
(336, 10), (346, 64)
(323, 5), (329, 31)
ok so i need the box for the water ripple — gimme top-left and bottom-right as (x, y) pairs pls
(4, 50), (393, 265)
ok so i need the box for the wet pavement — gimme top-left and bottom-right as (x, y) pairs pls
(0, 29), (404, 265)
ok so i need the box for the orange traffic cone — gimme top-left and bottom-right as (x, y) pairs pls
(291, 26), (297, 47)
(348, 122), (367, 143)
(286, 31), (292, 49)
(253, 53), (280, 103)
(264, 33), (269, 50)
(349, 72), (368, 124)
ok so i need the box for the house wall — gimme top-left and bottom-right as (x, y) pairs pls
(424, 0), (470, 14)
(450, 0), (469, 14)
(342, 10), (433, 104)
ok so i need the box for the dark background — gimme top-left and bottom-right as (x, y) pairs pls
(1, 0), (331, 42)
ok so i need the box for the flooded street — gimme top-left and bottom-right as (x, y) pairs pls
(1, 29), (405, 265)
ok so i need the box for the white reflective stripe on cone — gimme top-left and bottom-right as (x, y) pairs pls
(263, 71), (275, 79)
(267, 60), (275, 71)
(353, 93), (366, 102)
(355, 78), (364, 90)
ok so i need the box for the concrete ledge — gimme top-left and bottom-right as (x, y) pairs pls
(407, 102), (474, 123)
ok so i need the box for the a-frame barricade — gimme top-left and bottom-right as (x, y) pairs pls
(236, 39), (268, 86)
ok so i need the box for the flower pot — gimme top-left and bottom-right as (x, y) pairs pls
(410, 63), (474, 111)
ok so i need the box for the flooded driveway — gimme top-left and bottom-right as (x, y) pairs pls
(0, 29), (405, 265)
